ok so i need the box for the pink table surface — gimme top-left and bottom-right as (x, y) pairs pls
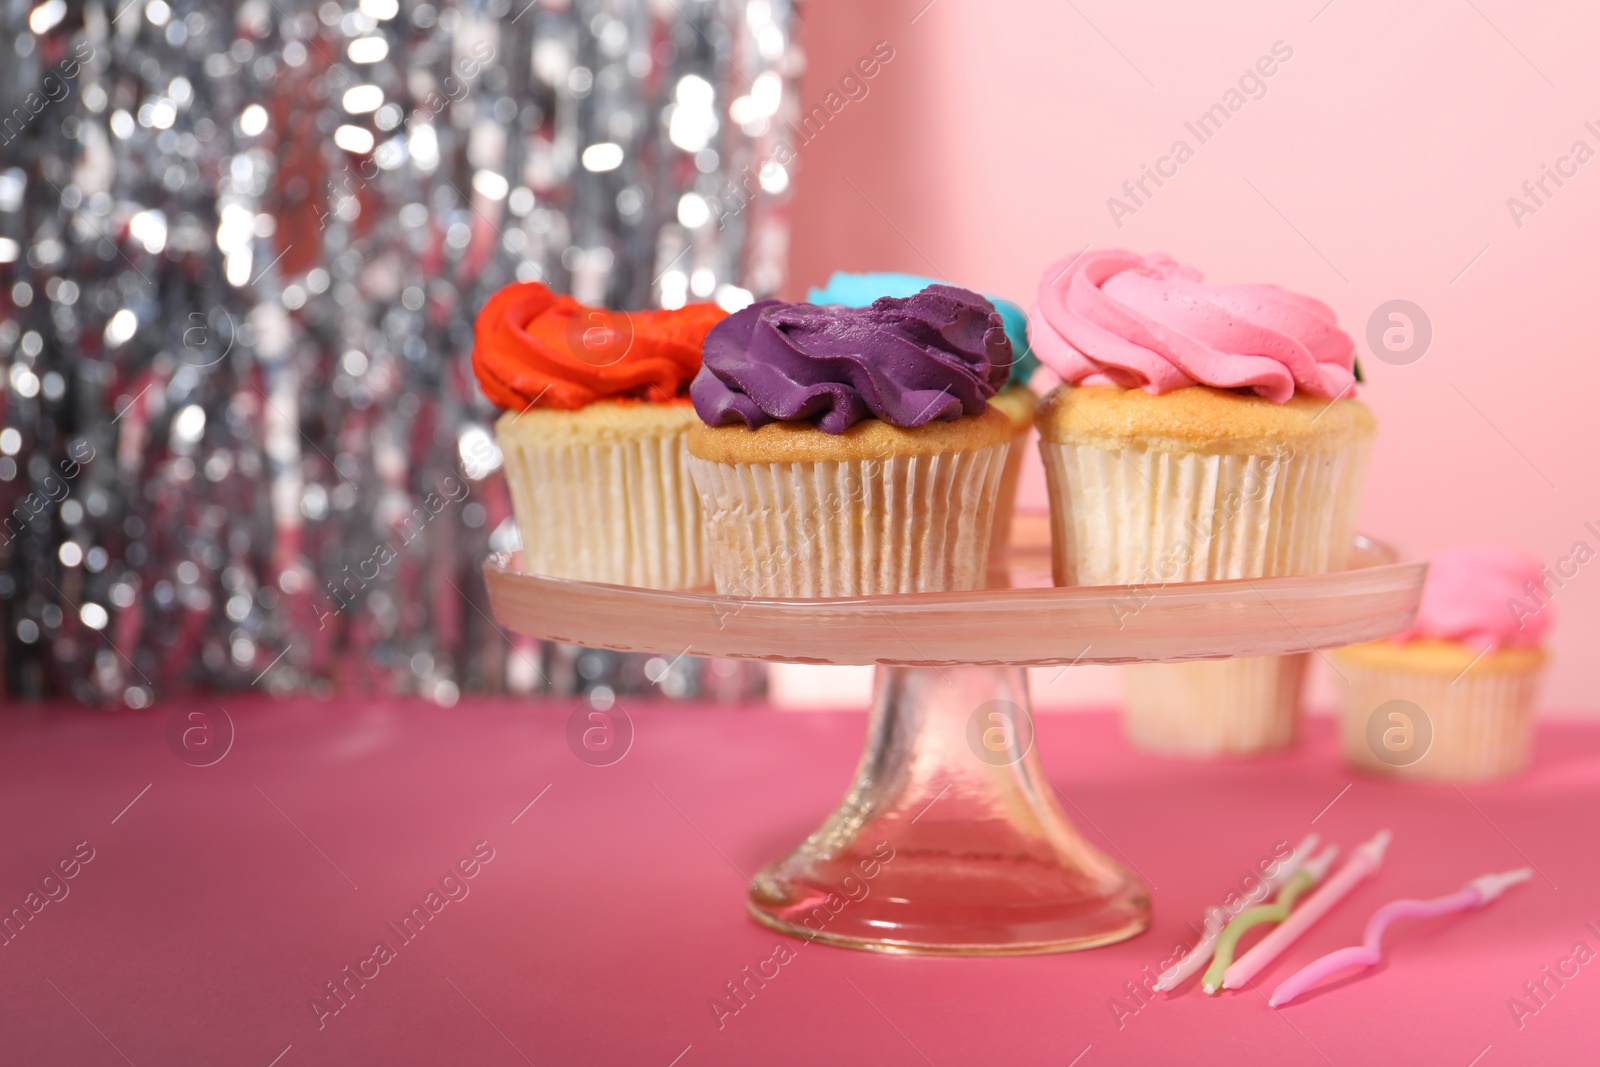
(2, 697), (1597, 1067)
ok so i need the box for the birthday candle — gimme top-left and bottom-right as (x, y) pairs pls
(1222, 829), (1392, 992)
(1152, 833), (1319, 994)
(1202, 845), (1340, 994)
(1268, 868), (1533, 1007)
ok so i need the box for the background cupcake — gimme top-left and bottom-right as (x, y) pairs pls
(687, 285), (1011, 597)
(472, 281), (726, 590)
(1030, 249), (1374, 755)
(808, 271), (1040, 569)
(1336, 545), (1551, 781)
(1121, 654), (1310, 756)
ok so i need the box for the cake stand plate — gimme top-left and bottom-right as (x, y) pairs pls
(484, 532), (1425, 956)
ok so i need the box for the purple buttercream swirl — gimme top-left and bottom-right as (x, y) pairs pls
(690, 284), (1011, 434)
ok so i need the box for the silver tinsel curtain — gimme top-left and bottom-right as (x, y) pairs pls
(1, 0), (796, 706)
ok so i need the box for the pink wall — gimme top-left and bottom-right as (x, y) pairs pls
(786, 0), (1597, 709)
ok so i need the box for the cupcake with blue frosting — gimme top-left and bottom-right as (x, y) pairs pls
(687, 285), (1012, 597)
(808, 272), (1039, 566)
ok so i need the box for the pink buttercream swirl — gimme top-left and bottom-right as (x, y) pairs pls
(1029, 249), (1357, 403)
(1397, 545), (1552, 650)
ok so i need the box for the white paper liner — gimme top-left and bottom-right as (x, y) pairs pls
(1039, 437), (1372, 586)
(687, 443), (1009, 597)
(1042, 432), (1369, 754)
(1124, 654), (1309, 755)
(988, 426), (1032, 569)
(498, 429), (709, 590)
(1338, 660), (1542, 781)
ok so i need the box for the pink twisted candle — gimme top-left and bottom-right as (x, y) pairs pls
(1269, 868), (1533, 1007)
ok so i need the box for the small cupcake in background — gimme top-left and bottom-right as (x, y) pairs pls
(472, 281), (726, 590)
(1030, 249), (1374, 755)
(687, 285), (1012, 597)
(1122, 654), (1310, 757)
(807, 271), (1041, 570)
(1335, 546), (1552, 781)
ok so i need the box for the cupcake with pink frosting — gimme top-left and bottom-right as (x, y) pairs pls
(1335, 546), (1551, 781)
(1029, 249), (1375, 755)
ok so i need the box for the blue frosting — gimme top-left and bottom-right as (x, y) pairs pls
(806, 271), (1039, 388)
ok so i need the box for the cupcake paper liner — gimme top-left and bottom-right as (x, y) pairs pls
(1039, 437), (1371, 586)
(499, 428), (709, 590)
(687, 444), (1009, 598)
(1338, 660), (1542, 781)
(988, 425), (1033, 570)
(1040, 433), (1369, 755)
(1123, 654), (1309, 756)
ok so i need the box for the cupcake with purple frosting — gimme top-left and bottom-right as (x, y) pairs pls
(686, 285), (1013, 597)
(807, 271), (1041, 571)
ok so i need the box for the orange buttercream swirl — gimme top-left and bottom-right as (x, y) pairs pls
(471, 281), (727, 411)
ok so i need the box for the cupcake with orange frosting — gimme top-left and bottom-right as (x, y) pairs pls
(1336, 546), (1551, 781)
(686, 285), (1012, 597)
(1030, 250), (1375, 755)
(472, 281), (726, 589)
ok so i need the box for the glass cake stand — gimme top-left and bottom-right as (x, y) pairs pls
(484, 525), (1425, 956)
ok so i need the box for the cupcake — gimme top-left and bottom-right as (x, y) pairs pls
(1335, 546), (1551, 781)
(808, 271), (1040, 569)
(1030, 250), (1374, 754)
(1122, 654), (1310, 756)
(472, 281), (726, 589)
(686, 285), (1012, 597)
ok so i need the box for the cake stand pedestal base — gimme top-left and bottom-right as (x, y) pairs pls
(746, 666), (1150, 955)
